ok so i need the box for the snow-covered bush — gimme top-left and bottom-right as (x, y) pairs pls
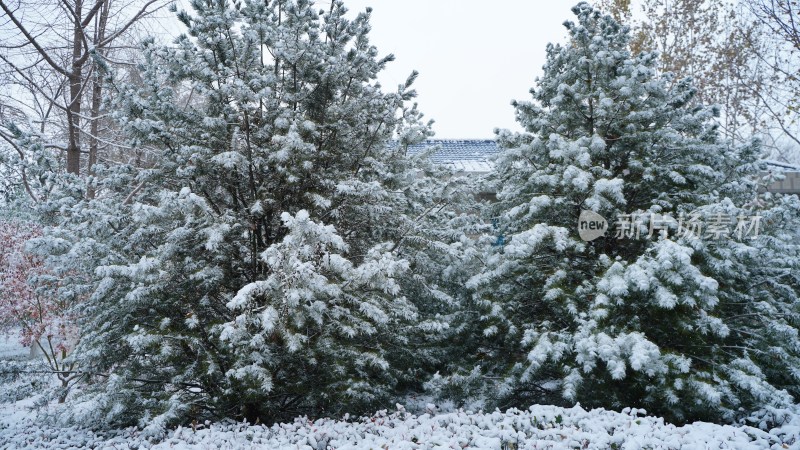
(0, 122), (62, 207)
(219, 210), (413, 419)
(0, 220), (79, 402)
(39, 0), (474, 429)
(3, 402), (800, 449)
(447, 2), (800, 424)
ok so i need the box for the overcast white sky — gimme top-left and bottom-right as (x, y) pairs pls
(341, 1), (577, 138)
(156, 1), (580, 138)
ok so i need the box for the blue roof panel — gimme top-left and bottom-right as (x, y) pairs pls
(405, 139), (500, 164)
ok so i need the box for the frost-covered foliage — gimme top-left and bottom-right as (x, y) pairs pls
(0, 220), (79, 401)
(38, 0), (474, 429)
(445, 2), (800, 424)
(218, 209), (414, 417)
(2, 401), (800, 449)
(0, 221), (48, 341)
(0, 124), (61, 206)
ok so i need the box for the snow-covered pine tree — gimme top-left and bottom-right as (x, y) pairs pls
(44, 0), (473, 428)
(457, 2), (800, 424)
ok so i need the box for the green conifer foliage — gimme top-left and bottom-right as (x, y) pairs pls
(457, 2), (800, 424)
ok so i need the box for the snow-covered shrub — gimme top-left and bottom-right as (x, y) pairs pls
(41, 0), (474, 428)
(3, 403), (800, 449)
(0, 124), (59, 206)
(0, 220), (79, 402)
(448, 2), (800, 424)
(219, 210), (413, 419)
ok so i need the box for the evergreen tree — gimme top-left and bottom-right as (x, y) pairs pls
(452, 2), (800, 424)
(41, 0), (472, 429)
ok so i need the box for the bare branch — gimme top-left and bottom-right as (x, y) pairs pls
(0, 0), (70, 77)
(99, 0), (164, 47)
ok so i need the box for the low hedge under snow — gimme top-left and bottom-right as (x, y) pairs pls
(2, 403), (799, 449)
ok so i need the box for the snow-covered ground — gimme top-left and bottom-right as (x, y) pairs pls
(1, 333), (799, 449)
(0, 330), (27, 360)
(2, 402), (800, 449)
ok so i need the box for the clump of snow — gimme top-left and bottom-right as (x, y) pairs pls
(1, 400), (798, 449)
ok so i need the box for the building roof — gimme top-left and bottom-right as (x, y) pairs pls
(762, 159), (800, 171)
(407, 139), (800, 177)
(406, 139), (499, 173)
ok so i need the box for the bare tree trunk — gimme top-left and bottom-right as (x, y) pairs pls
(87, 79), (101, 196)
(87, 0), (109, 197)
(66, 0), (85, 175)
(58, 377), (69, 403)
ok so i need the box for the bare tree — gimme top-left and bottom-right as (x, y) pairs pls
(747, 0), (800, 157)
(0, 0), (166, 177)
(750, 0), (800, 50)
